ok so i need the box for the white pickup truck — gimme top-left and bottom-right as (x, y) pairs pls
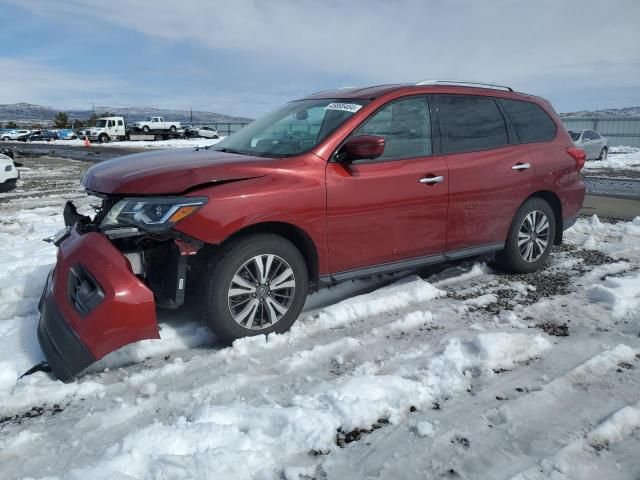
(132, 117), (181, 133)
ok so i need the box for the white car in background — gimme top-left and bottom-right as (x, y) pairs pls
(0, 153), (19, 192)
(569, 129), (609, 160)
(196, 126), (220, 139)
(2, 130), (31, 141)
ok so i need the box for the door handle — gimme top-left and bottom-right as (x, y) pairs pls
(511, 163), (531, 171)
(419, 175), (444, 184)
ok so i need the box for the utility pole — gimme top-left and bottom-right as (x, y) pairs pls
(190, 107), (193, 125)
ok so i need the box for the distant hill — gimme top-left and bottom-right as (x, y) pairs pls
(560, 106), (640, 118)
(0, 102), (252, 126)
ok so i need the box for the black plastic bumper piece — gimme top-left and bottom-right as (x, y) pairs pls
(37, 294), (95, 382)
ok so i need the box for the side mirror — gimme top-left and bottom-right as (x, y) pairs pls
(339, 135), (385, 162)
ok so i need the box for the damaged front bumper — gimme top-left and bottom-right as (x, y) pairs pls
(38, 225), (160, 381)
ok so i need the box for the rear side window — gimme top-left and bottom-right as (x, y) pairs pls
(355, 97), (432, 160)
(500, 99), (557, 143)
(437, 96), (508, 154)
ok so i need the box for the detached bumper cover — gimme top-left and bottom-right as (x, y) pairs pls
(37, 226), (160, 381)
(38, 289), (95, 381)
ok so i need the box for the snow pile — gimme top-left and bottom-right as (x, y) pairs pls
(62, 332), (551, 480)
(583, 147), (640, 172)
(564, 214), (640, 258)
(472, 332), (552, 371)
(588, 271), (640, 318)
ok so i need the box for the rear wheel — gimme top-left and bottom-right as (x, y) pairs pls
(598, 147), (608, 161)
(201, 234), (308, 344)
(495, 198), (555, 273)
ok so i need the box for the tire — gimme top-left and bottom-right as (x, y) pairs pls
(598, 147), (608, 161)
(495, 197), (556, 274)
(2, 137), (9, 141)
(99, 134), (109, 144)
(142, 126), (150, 133)
(201, 234), (308, 344)
(170, 125), (177, 133)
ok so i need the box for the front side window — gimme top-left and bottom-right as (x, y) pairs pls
(438, 95), (509, 154)
(95, 120), (107, 128)
(500, 99), (557, 143)
(212, 98), (369, 158)
(352, 97), (432, 160)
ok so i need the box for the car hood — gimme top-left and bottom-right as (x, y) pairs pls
(82, 149), (277, 195)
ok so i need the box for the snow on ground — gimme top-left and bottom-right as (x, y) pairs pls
(584, 146), (640, 173)
(19, 137), (224, 149)
(0, 157), (639, 479)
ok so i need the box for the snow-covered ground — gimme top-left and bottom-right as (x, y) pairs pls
(0, 157), (639, 479)
(13, 137), (224, 149)
(584, 146), (640, 174)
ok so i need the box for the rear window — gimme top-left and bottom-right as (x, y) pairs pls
(500, 99), (557, 143)
(438, 96), (509, 154)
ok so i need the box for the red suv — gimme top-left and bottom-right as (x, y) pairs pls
(38, 81), (586, 380)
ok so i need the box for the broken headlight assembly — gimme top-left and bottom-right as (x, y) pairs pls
(100, 197), (207, 232)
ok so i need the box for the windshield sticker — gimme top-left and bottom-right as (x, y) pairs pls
(325, 102), (363, 113)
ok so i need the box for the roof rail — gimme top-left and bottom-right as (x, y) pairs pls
(415, 80), (513, 92)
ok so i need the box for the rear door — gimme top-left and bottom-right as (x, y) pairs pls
(326, 96), (448, 274)
(436, 95), (533, 252)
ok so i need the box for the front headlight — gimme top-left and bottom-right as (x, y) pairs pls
(100, 197), (207, 231)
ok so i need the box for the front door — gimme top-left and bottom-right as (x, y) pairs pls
(326, 96), (448, 274)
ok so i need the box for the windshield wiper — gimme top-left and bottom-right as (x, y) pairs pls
(204, 146), (246, 154)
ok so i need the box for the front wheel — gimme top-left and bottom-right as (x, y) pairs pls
(201, 234), (308, 344)
(170, 125), (177, 133)
(142, 126), (150, 133)
(99, 134), (109, 144)
(2, 136), (9, 141)
(495, 198), (556, 273)
(598, 147), (608, 161)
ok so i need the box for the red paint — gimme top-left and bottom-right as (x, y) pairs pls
(52, 228), (159, 359)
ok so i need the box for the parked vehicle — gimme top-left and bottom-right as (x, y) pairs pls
(38, 81), (586, 380)
(23, 130), (59, 142)
(0, 152), (19, 192)
(569, 129), (608, 160)
(185, 127), (220, 138)
(132, 116), (181, 133)
(2, 129), (30, 141)
(84, 117), (126, 143)
(57, 129), (78, 140)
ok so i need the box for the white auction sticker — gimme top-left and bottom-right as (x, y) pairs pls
(325, 102), (363, 113)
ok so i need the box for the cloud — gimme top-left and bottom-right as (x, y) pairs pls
(3, 0), (640, 113)
(0, 57), (129, 108)
(13, 0), (640, 85)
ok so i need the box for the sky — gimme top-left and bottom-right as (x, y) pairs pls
(0, 0), (639, 118)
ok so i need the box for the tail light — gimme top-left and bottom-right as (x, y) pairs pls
(566, 147), (586, 171)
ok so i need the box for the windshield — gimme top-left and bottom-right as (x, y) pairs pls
(569, 131), (581, 141)
(212, 98), (368, 157)
(95, 120), (107, 128)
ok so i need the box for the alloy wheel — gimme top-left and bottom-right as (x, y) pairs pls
(517, 210), (550, 263)
(227, 254), (296, 330)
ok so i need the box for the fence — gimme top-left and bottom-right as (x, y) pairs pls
(560, 117), (640, 147)
(200, 122), (250, 136)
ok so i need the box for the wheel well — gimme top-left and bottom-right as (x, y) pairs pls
(209, 222), (320, 285)
(527, 190), (563, 245)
